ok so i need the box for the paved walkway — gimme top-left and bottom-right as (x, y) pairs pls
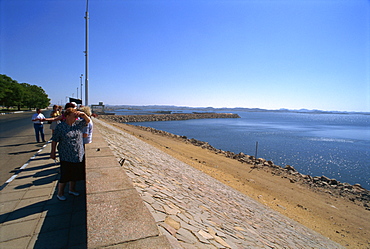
(0, 142), (87, 248)
(96, 119), (344, 249)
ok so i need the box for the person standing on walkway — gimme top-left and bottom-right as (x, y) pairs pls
(31, 108), (46, 143)
(49, 105), (61, 134)
(79, 106), (93, 145)
(43, 103), (77, 125)
(50, 107), (91, 201)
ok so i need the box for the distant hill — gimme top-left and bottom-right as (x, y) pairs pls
(104, 105), (370, 115)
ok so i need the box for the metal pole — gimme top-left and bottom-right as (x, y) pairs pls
(84, 0), (89, 106)
(254, 141), (258, 165)
(80, 74), (83, 103)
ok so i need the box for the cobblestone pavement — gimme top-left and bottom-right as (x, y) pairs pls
(95, 119), (343, 249)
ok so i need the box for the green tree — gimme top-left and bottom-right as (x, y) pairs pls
(0, 74), (50, 110)
(29, 84), (50, 109)
(20, 83), (33, 109)
(21, 83), (50, 109)
(9, 82), (24, 110)
(0, 74), (17, 107)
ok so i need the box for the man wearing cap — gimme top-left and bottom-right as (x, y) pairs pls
(31, 108), (46, 143)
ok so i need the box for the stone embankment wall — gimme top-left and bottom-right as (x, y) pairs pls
(128, 125), (370, 211)
(98, 113), (240, 123)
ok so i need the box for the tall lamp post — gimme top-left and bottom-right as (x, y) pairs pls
(84, 0), (89, 106)
(80, 74), (83, 103)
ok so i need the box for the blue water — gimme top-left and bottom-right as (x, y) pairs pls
(115, 109), (370, 189)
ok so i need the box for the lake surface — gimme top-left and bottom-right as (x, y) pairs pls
(114, 109), (370, 189)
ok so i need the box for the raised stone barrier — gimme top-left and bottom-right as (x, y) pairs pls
(98, 113), (240, 123)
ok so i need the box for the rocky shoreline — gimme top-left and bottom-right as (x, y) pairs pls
(98, 113), (240, 123)
(117, 123), (370, 211)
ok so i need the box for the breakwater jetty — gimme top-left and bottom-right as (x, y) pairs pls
(99, 113), (240, 123)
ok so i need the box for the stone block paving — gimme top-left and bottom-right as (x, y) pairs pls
(96, 119), (344, 249)
(0, 142), (87, 249)
(84, 127), (172, 248)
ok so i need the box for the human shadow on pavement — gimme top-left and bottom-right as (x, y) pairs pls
(9, 161), (56, 174)
(0, 182), (87, 248)
(7, 143), (49, 155)
(0, 142), (38, 147)
(33, 181), (87, 249)
(1, 142), (86, 248)
(8, 148), (40, 155)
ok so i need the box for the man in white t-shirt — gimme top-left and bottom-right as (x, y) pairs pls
(31, 108), (46, 143)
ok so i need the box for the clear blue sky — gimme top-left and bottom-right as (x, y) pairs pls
(1, 0), (369, 112)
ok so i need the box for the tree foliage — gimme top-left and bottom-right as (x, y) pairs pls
(0, 74), (50, 110)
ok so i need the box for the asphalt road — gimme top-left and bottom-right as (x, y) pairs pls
(0, 110), (52, 186)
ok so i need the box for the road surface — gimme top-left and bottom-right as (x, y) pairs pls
(0, 110), (52, 185)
